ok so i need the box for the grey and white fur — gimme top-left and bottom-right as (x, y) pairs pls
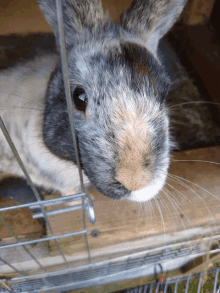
(0, 0), (187, 202)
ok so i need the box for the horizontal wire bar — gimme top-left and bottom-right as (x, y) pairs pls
(29, 193), (84, 209)
(33, 204), (82, 219)
(0, 192), (95, 223)
(11, 267), (220, 293)
(0, 229), (86, 249)
(0, 193), (84, 212)
(10, 242), (220, 283)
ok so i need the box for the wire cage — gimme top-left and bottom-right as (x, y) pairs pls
(123, 268), (220, 293)
(0, 0), (220, 292)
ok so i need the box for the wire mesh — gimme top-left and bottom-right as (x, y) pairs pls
(0, 234), (219, 292)
(124, 268), (220, 293)
(0, 255), (219, 292)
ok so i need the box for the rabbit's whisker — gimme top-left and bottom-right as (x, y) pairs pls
(0, 106), (42, 112)
(165, 180), (202, 216)
(171, 159), (220, 166)
(153, 198), (166, 246)
(162, 187), (198, 267)
(162, 188), (193, 234)
(0, 90), (44, 107)
(170, 101), (220, 108)
(167, 173), (217, 226)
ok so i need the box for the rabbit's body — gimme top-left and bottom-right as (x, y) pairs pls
(0, 54), (84, 194)
(0, 0), (187, 202)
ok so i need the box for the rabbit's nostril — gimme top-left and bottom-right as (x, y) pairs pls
(113, 179), (130, 192)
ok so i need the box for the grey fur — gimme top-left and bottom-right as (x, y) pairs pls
(0, 0), (187, 202)
(121, 0), (187, 53)
(38, 0), (111, 48)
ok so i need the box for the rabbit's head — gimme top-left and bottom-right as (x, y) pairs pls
(38, 0), (187, 202)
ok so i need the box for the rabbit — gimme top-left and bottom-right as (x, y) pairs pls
(0, 0), (187, 203)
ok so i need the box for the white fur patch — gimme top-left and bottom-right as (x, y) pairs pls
(128, 172), (167, 202)
(0, 55), (89, 196)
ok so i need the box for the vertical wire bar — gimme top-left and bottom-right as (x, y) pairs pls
(184, 275), (191, 293)
(212, 268), (219, 293)
(0, 117), (69, 268)
(138, 286), (143, 293)
(155, 282), (159, 293)
(55, 0), (91, 263)
(197, 273), (203, 293)
(148, 283), (154, 293)
(55, 0), (84, 192)
(82, 196), (91, 263)
(173, 279), (179, 293)
(163, 281), (168, 293)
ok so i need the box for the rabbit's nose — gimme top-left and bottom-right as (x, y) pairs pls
(116, 168), (152, 191)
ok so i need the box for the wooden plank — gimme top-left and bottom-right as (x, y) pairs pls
(178, 25), (220, 113)
(182, 0), (216, 25)
(46, 146), (220, 257)
(0, 197), (44, 239)
(0, 0), (132, 35)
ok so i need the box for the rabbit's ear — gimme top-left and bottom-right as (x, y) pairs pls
(38, 0), (110, 47)
(120, 0), (187, 54)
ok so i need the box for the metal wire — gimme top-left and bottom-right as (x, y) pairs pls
(184, 275), (191, 293)
(213, 269), (219, 293)
(124, 268), (220, 293)
(0, 194), (82, 212)
(32, 203), (83, 218)
(1, 245), (219, 292)
(0, 257), (25, 276)
(55, 0), (84, 192)
(0, 230), (86, 250)
(55, 0), (91, 263)
(0, 193), (95, 223)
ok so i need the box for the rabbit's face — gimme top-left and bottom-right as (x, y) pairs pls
(39, 0), (187, 202)
(44, 40), (171, 202)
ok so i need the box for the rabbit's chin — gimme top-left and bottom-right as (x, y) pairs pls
(128, 173), (167, 202)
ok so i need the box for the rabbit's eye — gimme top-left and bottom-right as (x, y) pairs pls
(73, 87), (88, 113)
